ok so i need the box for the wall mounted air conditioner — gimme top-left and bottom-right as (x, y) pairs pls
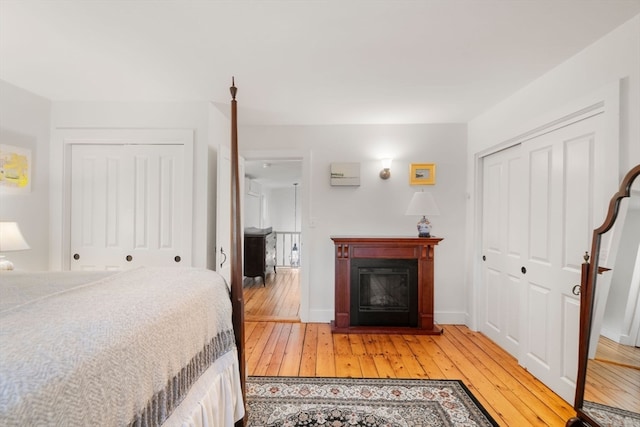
(330, 162), (360, 186)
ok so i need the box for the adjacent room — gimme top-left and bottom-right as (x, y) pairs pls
(1, 1), (639, 426)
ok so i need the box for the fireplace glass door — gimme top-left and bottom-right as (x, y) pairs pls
(350, 258), (418, 327)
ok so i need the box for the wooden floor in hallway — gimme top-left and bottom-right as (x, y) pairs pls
(243, 267), (576, 426)
(244, 266), (300, 322)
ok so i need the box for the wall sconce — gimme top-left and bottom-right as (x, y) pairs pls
(379, 158), (392, 180)
(0, 221), (30, 270)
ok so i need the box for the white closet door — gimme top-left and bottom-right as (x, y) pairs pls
(481, 144), (524, 358)
(125, 144), (187, 268)
(480, 110), (615, 403)
(70, 145), (129, 270)
(70, 144), (187, 270)
(521, 113), (606, 402)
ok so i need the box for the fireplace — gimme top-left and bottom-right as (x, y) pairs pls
(350, 258), (418, 327)
(331, 236), (443, 334)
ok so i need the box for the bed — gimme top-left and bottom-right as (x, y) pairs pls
(0, 81), (247, 426)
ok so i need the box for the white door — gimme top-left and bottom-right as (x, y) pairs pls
(481, 145), (524, 358)
(70, 144), (188, 270)
(216, 144), (245, 284)
(521, 112), (611, 402)
(70, 145), (128, 270)
(216, 144), (232, 283)
(481, 111), (616, 402)
(126, 144), (186, 267)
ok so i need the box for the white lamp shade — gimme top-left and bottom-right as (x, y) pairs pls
(405, 192), (440, 216)
(0, 222), (30, 252)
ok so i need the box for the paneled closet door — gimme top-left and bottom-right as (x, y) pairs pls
(481, 144), (525, 358)
(125, 144), (187, 268)
(480, 110), (615, 403)
(521, 113), (605, 402)
(70, 144), (187, 271)
(70, 145), (130, 270)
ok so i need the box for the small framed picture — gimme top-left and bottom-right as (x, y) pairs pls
(409, 163), (436, 185)
(0, 144), (32, 193)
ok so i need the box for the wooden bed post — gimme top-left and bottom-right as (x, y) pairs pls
(230, 78), (247, 426)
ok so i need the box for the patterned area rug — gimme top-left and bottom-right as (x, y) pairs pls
(583, 401), (640, 427)
(246, 376), (499, 426)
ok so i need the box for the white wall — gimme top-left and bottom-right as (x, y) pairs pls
(50, 101), (212, 269)
(244, 192), (262, 228)
(466, 14), (640, 329)
(0, 80), (51, 270)
(469, 14), (640, 171)
(240, 123), (468, 323)
(269, 186), (301, 233)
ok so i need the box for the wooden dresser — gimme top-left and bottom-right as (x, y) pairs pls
(244, 227), (277, 285)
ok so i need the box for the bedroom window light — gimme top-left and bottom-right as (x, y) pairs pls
(0, 221), (30, 270)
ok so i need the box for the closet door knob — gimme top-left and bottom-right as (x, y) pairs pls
(73, 253), (80, 260)
(174, 256), (181, 263)
(572, 285), (581, 296)
(126, 255), (133, 262)
(521, 266), (527, 274)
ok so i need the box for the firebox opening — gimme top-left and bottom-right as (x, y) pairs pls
(350, 258), (418, 327)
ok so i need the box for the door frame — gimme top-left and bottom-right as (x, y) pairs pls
(51, 129), (194, 270)
(240, 149), (312, 323)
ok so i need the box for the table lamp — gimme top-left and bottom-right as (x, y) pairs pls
(0, 221), (30, 270)
(405, 191), (440, 237)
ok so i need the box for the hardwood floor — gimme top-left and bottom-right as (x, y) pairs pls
(244, 267), (300, 322)
(244, 268), (575, 426)
(584, 335), (640, 411)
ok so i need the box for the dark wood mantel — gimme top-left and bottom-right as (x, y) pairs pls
(330, 236), (443, 335)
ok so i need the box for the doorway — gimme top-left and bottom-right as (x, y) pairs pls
(242, 157), (303, 322)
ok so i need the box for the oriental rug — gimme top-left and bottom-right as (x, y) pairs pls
(583, 401), (640, 427)
(246, 376), (499, 427)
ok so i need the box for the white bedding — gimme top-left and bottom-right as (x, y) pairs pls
(0, 267), (244, 426)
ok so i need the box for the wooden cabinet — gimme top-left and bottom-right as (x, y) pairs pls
(244, 227), (276, 285)
(330, 236), (443, 334)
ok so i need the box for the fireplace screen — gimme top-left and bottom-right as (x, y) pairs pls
(350, 258), (418, 327)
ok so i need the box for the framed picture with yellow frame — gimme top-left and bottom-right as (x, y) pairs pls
(409, 163), (436, 185)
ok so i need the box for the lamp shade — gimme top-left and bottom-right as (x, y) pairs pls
(0, 222), (30, 252)
(405, 192), (440, 216)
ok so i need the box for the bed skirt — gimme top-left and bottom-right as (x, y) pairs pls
(164, 349), (245, 426)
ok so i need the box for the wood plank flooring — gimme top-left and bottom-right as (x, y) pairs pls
(244, 267), (300, 322)
(585, 335), (640, 412)
(243, 267), (576, 426)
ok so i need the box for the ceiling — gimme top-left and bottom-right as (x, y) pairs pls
(2, 0), (639, 127)
(244, 159), (302, 189)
